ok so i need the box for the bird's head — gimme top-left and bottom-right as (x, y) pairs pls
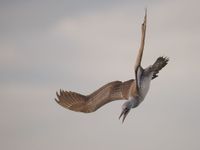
(119, 100), (133, 123)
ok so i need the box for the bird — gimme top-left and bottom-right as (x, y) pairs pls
(55, 10), (169, 123)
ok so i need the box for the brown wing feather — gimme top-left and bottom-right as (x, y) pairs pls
(134, 9), (147, 70)
(55, 90), (87, 112)
(55, 79), (135, 113)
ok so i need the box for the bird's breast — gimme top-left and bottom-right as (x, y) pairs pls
(139, 73), (153, 100)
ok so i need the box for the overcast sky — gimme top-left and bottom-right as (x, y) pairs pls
(1, 0), (200, 150)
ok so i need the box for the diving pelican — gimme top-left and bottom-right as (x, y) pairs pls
(55, 10), (169, 123)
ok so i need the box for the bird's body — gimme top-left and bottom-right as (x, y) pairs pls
(136, 67), (153, 101)
(55, 10), (169, 123)
(125, 67), (153, 109)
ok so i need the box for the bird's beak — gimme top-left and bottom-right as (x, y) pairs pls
(119, 108), (130, 123)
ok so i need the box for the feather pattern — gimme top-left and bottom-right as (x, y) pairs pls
(55, 79), (135, 113)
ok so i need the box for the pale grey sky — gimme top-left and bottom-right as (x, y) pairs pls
(1, 0), (200, 150)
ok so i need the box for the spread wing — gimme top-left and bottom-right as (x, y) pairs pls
(135, 10), (147, 89)
(134, 9), (147, 70)
(55, 79), (135, 113)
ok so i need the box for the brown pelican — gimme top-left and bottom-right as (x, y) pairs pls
(55, 10), (169, 123)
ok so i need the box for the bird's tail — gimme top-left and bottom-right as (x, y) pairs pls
(151, 56), (169, 79)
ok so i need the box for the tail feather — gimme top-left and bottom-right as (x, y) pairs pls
(151, 56), (169, 79)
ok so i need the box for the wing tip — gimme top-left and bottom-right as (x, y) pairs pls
(55, 91), (61, 103)
(55, 89), (66, 102)
(54, 98), (59, 103)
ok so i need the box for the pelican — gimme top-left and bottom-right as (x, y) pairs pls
(55, 10), (169, 123)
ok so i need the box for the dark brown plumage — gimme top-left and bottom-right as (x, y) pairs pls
(55, 79), (135, 113)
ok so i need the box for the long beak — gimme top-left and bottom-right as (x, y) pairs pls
(119, 108), (130, 123)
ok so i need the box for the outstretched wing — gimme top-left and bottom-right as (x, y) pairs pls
(151, 56), (169, 79)
(134, 9), (147, 70)
(55, 79), (135, 113)
(135, 10), (147, 89)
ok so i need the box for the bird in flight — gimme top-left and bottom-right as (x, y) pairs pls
(55, 10), (169, 123)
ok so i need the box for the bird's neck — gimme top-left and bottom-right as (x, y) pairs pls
(129, 96), (141, 108)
